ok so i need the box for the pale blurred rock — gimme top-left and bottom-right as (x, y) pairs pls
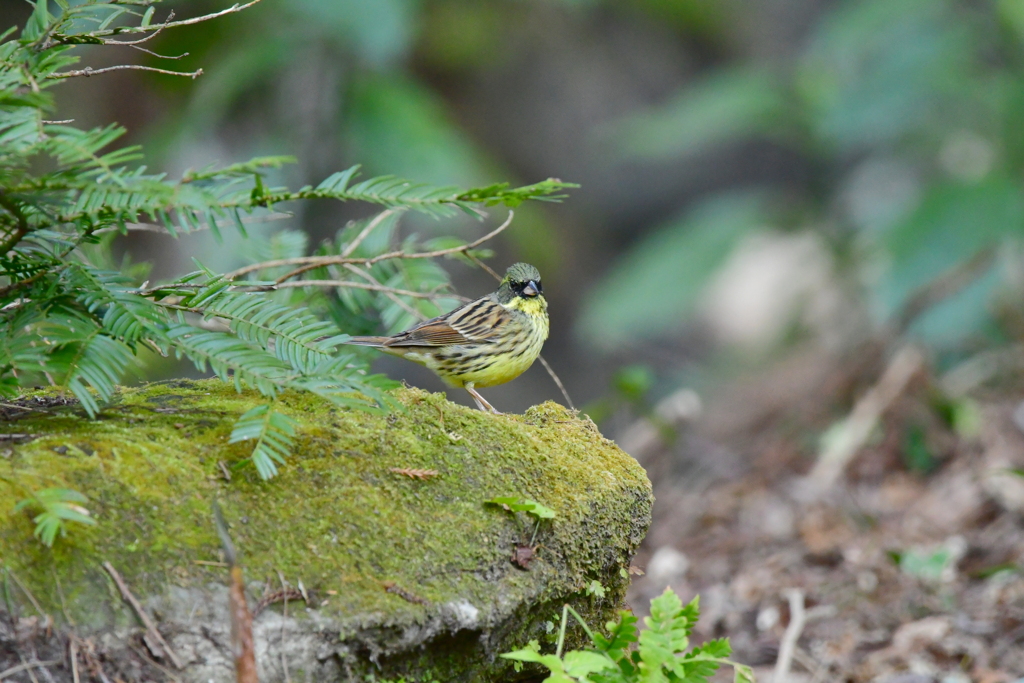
(740, 491), (796, 539)
(646, 546), (690, 585)
(756, 604), (780, 631)
(701, 230), (847, 351)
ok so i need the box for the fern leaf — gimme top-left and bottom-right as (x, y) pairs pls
(229, 404), (296, 479)
(164, 323), (290, 396)
(180, 285), (348, 373)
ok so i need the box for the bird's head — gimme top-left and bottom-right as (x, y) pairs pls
(497, 262), (545, 309)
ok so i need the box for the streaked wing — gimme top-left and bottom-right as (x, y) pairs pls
(383, 296), (510, 348)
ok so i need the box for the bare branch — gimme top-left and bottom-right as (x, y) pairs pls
(102, 9), (174, 45)
(0, 660), (63, 682)
(774, 589), (806, 683)
(801, 345), (925, 497)
(273, 208), (402, 284)
(128, 45), (189, 60)
(226, 210), (514, 281)
(341, 208), (401, 258)
(465, 251), (501, 281)
(48, 64), (203, 80)
(344, 264), (425, 321)
(263, 279), (466, 300)
(0, 189), (30, 254)
(70, 1), (262, 41)
(103, 562), (183, 669)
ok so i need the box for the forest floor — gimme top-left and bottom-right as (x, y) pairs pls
(622, 343), (1024, 683)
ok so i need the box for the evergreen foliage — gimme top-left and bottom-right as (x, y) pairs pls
(0, 0), (575, 488)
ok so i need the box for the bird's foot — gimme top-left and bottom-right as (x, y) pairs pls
(466, 385), (501, 414)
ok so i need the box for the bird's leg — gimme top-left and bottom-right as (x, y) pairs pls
(465, 384), (501, 414)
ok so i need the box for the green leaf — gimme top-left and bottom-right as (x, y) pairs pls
(345, 74), (488, 187)
(733, 664), (756, 683)
(875, 177), (1024, 346)
(797, 0), (976, 149)
(501, 640), (545, 663)
(593, 610), (639, 655)
(609, 67), (786, 160)
(486, 496), (557, 520)
(562, 650), (614, 678)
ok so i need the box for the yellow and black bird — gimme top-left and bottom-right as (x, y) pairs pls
(344, 263), (548, 413)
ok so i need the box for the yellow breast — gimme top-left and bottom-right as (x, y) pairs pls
(435, 297), (548, 388)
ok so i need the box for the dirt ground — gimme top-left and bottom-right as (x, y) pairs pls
(623, 343), (1024, 683)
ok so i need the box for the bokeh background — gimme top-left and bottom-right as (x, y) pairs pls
(6, 0), (1022, 414)
(10, 0), (1024, 679)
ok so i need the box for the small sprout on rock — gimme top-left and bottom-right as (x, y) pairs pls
(487, 496), (557, 569)
(14, 487), (96, 547)
(585, 580), (606, 599)
(485, 496), (556, 520)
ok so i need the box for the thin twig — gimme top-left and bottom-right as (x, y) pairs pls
(52, 569), (75, 627)
(69, 639), (79, 683)
(128, 45), (189, 60)
(14, 654), (39, 683)
(101, 10), (174, 46)
(102, 562), (183, 669)
(891, 247), (997, 335)
(465, 251), (501, 281)
(257, 279), (464, 300)
(344, 264), (425, 321)
(252, 588), (303, 618)
(68, 0), (263, 40)
(537, 354), (575, 410)
(277, 571), (290, 683)
(773, 589), (806, 683)
(341, 208), (400, 259)
(224, 210), (514, 281)
(48, 65), (203, 80)
(6, 569), (48, 621)
(0, 659), (60, 682)
(272, 209), (401, 283)
(214, 502), (257, 683)
(126, 644), (182, 683)
(802, 345), (924, 496)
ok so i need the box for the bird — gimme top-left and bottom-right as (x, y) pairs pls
(343, 262), (549, 413)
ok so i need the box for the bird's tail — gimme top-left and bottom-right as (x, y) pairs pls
(344, 336), (390, 348)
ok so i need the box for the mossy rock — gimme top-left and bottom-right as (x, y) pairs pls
(0, 379), (652, 682)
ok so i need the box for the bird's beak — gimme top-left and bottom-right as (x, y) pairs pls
(523, 281), (539, 297)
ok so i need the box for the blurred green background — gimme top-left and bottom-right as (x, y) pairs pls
(7, 0), (1024, 417)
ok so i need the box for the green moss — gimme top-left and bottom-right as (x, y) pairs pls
(0, 380), (652, 681)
